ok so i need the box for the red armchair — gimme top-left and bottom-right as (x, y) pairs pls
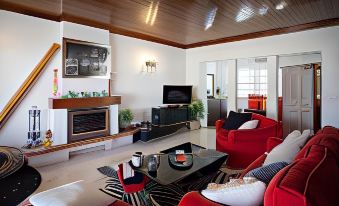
(216, 113), (279, 169)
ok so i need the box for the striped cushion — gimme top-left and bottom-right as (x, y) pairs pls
(245, 162), (288, 185)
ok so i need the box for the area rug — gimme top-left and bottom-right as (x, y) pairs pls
(98, 165), (242, 206)
(0, 165), (41, 206)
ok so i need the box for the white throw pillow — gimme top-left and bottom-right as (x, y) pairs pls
(201, 178), (266, 206)
(238, 120), (259, 130)
(29, 180), (116, 206)
(263, 130), (311, 166)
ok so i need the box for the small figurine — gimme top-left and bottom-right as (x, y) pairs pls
(43, 129), (53, 148)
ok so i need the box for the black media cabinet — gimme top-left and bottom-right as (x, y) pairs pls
(152, 106), (189, 126)
(140, 106), (191, 142)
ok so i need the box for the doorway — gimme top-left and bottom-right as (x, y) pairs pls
(280, 62), (321, 137)
(199, 61), (228, 127)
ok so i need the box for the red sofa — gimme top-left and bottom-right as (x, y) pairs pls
(216, 113), (279, 169)
(179, 126), (339, 206)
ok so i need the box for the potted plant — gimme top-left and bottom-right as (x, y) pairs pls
(188, 99), (205, 130)
(119, 109), (134, 129)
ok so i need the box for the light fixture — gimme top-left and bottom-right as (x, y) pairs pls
(258, 6), (268, 16)
(204, 7), (218, 30)
(276, 1), (287, 10)
(236, 6), (254, 22)
(145, 1), (159, 26)
(145, 60), (157, 73)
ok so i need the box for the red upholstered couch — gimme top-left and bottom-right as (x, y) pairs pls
(216, 113), (279, 169)
(179, 126), (339, 206)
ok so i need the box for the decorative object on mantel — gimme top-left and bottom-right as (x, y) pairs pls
(52, 68), (59, 97)
(60, 90), (109, 99)
(43, 129), (53, 148)
(119, 109), (134, 129)
(188, 99), (205, 130)
(63, 38), (111, 79)
(144, 59), (158, 73)
(23, 106), (43, 149)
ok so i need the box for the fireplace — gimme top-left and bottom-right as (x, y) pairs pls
(68, 107), (109, 143)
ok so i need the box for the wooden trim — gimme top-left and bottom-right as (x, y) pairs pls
(24, 128), (140, 157)
(48, 96), (121, 109)
(0, 43), (60, 129)
(109, 26), (186, 49)
(186, 18), (339, 48)
(0, 1), (60, 22)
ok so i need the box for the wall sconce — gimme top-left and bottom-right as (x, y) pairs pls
(145, 60), (158, 73)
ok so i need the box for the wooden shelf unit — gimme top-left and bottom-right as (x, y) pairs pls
(48, 96), (121, 109)
(24, 128), (139, 157)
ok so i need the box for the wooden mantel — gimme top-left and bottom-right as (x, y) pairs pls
(49, 96), (121, 109)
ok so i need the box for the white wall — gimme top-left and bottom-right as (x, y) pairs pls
(110, 34), (186, 121)
(186, 26), (339, 127)
(0, 10), (61, 146)
(61, 22), (110, 94)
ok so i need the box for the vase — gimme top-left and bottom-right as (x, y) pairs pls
(120, 121), (130, 129)
(52, 68), (58, 97)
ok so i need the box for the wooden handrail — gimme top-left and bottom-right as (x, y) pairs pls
(0, 43), (60, 129)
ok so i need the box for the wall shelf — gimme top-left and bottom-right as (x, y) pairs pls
(48, 96), (121, 109)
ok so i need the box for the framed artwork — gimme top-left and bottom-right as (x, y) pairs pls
(63, 38), (111, 79)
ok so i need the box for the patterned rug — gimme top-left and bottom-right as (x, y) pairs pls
(98, 165), (242, 206)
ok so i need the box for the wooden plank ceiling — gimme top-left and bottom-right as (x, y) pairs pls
(1, 0), (339, 48)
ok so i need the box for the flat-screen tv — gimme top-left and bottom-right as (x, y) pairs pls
(163, 85), (192, 104)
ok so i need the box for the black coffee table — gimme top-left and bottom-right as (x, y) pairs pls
(130, 142), (228, 185)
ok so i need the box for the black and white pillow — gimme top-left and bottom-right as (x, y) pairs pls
(245, 161), (289, 185)
(222, 111), (252, 130)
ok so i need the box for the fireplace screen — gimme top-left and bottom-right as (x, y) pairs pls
(68, 108), (109, 143)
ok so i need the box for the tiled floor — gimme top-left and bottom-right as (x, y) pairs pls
(35, 128), (216, 193)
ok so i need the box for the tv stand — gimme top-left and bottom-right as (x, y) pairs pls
(140, 106), (191, 142)
(152, 106), (189, 126)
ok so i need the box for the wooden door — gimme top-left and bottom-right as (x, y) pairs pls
(282, 66), (313, 137)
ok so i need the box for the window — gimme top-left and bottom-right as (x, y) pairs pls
(237, 58), (267, 98)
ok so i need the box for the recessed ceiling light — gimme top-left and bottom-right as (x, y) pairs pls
(204, 7), (218, 30)
(276, 1), (287, 10)
(236, 6), (254, 22)
(145, 1), (159, 26)
(258, 6), (268, 15)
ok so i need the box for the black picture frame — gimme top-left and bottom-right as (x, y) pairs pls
(63, 38), (111, 79)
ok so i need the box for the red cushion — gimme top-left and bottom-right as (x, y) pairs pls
(294, 126), (339, 160)
(252, 113), (276, 128)
(239, 137), (283, 178)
